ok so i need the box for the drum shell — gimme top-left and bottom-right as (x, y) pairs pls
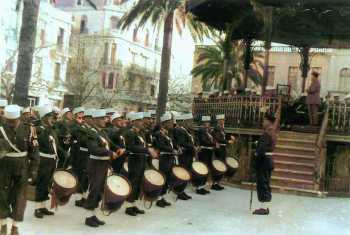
(225, 158), (239, 178)
(190, 161), (209, 187)
(211, 160), (227, 182)
(103, 175), (131, 212)
(170, 166), (191, 194)
(52, 170), (78, 206)
(142, 170), (165, 201)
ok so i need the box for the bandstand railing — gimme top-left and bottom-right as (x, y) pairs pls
(328, 101), (350, 135)
(193, 95), (280, 128)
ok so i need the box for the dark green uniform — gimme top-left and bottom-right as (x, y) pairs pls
(0, 122), (38, 222)
(105, 126), (126, 174)
(173, 126), (195, 171)
(53, 120), (71, 168)
(212, 125), (228, 161)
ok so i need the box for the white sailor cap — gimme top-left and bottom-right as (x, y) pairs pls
(38, 105), (53, 118)
(183, 113), (193, 120)
(106, 108), (115, 115)
(92, 109), (107, 118)
(130, 112), (143, 121)
(61, 107), (71, 116)
(175, 114), (185, 121)
(111, 112), (123, 121)
(202, 116), (211, 122)
(149, 110), (156, 116)
(22, 107), (31, 114)
(143, 111), (152, 118)
(160, 113), (172, 122)
(4, 105), (21, 119)
(0, 99), (8, 107)
(53, 106), (60, 114)
(216, 114), (225, 120)
(85, 108), (95, 117)
(73, 107), (85, 115)
(126, 111), (136, 120)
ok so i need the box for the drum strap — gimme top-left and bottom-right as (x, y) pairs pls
(0, 126), (21, 153)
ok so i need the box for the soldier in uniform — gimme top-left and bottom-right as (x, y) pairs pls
(253, 113), (278, 215)
(84, 109), (125, 227)
(70, 107), (91, 207)
(173, 113), (195, 200)
(106, 112), (126, 174)
(34, 105), (58, 219)
(212, 114), (235, 190)
(153, 113), (177, 207)
(0, 105), (39, 235)
(196, 116), (215, 195)
(124, 112), (158, 216)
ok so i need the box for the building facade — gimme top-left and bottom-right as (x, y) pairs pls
(192, 44), (350, 99)
(0, 0), (72, 106)
(56, 0), (161, 111)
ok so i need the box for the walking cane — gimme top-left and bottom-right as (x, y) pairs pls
(249, 169), (254, 211)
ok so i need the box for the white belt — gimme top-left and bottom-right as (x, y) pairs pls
(266, 152), (273, 156)
(40, 152), (56, 159)
(5, 152), (28, 158)
(80, 147), (89, 152)
(220, 144), (226, 146)
(160, 152), (173, 155)
(201, 146), (213, 150)
(90, 155), (110, 161)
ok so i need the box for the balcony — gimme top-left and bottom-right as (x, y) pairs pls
(126, 63), (157, 79)
(115, 89), (157, 105)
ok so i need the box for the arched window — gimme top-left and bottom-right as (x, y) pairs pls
(110, 16), (118, 30)
(80, 15), (88, 33)
(108, 73), (115, 89)
(339, 67), (350, 92)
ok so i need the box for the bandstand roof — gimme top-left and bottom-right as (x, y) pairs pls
(186, 0), (350, 48)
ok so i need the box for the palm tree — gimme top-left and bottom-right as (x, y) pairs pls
(191, 36), (264, 92)
(118, 0), (211, 122)
(13, 0), (40, 106)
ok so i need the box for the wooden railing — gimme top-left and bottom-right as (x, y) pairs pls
(193, 96), (280, 128)
(328, 101), (350, 135)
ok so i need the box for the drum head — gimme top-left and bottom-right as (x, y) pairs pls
(151, 159), (159, 170)
(172, 166), (191, 181)
(53, 171), (77, 189)
(123, 162), (129, 172)
(144, 169), (165, 186)
(107, 175), (131, 196)
(192, 161), (209, 175)
(212, 160), (227, 173)
(226, 158), (239, 169)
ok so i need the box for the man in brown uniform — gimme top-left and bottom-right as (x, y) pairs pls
(0, 105), (39, 235)
(306, 71), (321, 126)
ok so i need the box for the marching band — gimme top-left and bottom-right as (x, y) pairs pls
(0, 101), (249, 235)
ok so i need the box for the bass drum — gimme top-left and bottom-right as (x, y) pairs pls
(170, 166), (191, 194)
(142, 169), (165, 201)
(190, 161), (209, 187)
(225, 157), (239, 178)
(103, 175), (131, 213)
(211, 159), (227, 182)
(52, 170), (78, 206)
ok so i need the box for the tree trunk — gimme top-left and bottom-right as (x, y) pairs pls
(156, 12), (174, 123)
(13, 0), (40, 106)
(262, 41), (271, 96)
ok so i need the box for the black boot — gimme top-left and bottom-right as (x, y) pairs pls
(184, 192), (192, 199)
(203, 188), (210, 194)
(196, 188), (207, 195)
(85, 216), (99, 227)
(177, 193), (189, 201)
(125, 207), (137, 216)
(39, 208), (55, 216)
(253, 208), (270, 215)
(211, 184), (223, 191)
(92, 216), (105, 225)
(133, 206), (145, 214)
(156, 199), (167, 208)
(75, 198), (86, 208)
(34, 209), (44, 219)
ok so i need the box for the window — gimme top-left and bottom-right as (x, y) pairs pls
(40, 29), (46, 46)
(288, 66), (298, 90)
(339, 68), (350, 92)
(150, 85), (155, 97)
(57, 28), (64, 49)
(145, 30), (149, 47)
(133, 27), (138, 42)
(267, 66), (275, 87)
(103, 43), (109, 64)
(80, 15), (88, 33)
(107, 73), (114, 89)
(110, 17), (118, 30)
(54, 63), (61, 80)
(111, 43), (117, 64)
(101, 72), (107, 88)
(34, 57), (43, 79)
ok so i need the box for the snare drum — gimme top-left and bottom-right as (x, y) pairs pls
(52, 170), (78, 206)
(170, 166), (191, 194)
(225, 157), (239, 178)
(190, 161), (209, 187)
(103, 175), (131, 213)
(142, 169), (165, 201)
(211, 159), (227, 182)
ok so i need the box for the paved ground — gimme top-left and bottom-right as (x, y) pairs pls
(14, 187), (350, 235)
